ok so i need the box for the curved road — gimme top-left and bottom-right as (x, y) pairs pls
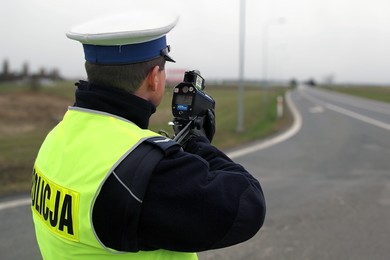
(1, 86), (389, 259)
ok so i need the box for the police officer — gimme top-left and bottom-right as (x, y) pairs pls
(31, 11), (266, 259)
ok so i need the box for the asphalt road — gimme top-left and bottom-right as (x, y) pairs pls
(1, 86), (389, 259)
(200, 86), (390, 259)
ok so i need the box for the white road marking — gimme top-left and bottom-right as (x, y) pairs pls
(309, 88), (390, 116)
(0, 197), (30, 211)
(325, 103), (390, 131)
(309, 106), (324, 113)
(302, 88), (390, 131)
(227, 91), (303, 159)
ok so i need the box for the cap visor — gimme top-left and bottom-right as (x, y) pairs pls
(164, 54), (175, 63)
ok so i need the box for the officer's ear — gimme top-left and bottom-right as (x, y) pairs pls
(146, 65), (161, 92)
(134, 65), (162, 103)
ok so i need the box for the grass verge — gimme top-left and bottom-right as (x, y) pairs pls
(322, 85), (390, 103)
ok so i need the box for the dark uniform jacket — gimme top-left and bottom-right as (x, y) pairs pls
(74, 81), (266, 253)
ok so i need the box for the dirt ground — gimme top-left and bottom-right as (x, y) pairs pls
(0, 91), (71, 136)
(0, 91), (72, 196)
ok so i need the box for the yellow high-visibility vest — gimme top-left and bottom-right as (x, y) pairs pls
(32, 107), (197, 260)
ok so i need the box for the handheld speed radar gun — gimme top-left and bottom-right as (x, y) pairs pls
(171, 70), (215, 143)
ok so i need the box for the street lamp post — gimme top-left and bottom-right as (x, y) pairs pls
(237, 0), (246, 132)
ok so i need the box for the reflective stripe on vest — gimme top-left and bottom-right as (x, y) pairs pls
(32, 107), (197, 260)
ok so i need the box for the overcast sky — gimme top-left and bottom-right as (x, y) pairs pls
(2, 0), (390, 84)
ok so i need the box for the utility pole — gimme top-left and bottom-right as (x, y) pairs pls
(262, 17), (285, 108)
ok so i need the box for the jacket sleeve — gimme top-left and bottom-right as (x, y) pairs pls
(137, 136), (266, 252)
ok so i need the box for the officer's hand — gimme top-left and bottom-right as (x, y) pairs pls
(203, 109), (216, 142)
(190, 109), (216, 143)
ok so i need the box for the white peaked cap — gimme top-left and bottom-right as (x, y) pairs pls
(66, 11), (179, 64)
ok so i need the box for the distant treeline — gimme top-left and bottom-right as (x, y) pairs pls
(0, 59), (62, 83)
